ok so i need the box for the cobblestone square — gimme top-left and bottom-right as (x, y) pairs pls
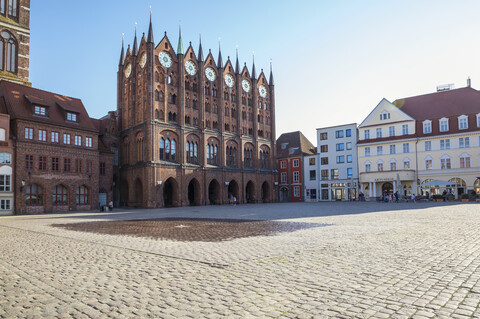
(1, 201), (480, 318)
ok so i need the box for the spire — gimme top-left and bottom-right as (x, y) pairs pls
(217, 41), (223, 68)
(198, 34), (204, 61)
(147, 12), (154, 43)
(132, 26), (138, 56)
(235, 47), (240, 73)
(177, 25), (184, 55)
(119, 38), (125, 66)
(251, 53), (256, 79)
(269, 60), (274, 85)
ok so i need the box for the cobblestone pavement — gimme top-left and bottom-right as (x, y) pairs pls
(1, 201), (480, 318)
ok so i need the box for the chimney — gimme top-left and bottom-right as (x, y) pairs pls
(467, 77), (471, 87)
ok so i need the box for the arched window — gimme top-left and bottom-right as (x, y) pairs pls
(53, 185), (68, 205)
(194, 142), (198, 162)
(171, 139), (176, 161)
(159, 137), (165, 159)
(26, 184), (43, 206)
(165, 138), (171, 160)
(76, 185), (89, 204)
(0, 31), (16, 73)
(186, 141), (190, 162)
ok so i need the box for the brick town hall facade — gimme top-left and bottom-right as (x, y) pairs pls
(117, 18), (277, 208)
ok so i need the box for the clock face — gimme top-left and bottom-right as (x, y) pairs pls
(124, 63), (132, 78)
(185, 60), (197, 76)
(158, 51), (172, 68)
(205, 67), (216, 82)
(224, 74), (234, 88)
(140, 53), (147, 68)
(259, 85), (268, 98)
(242, 79), (251, 93)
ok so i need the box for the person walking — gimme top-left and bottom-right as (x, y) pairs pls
(394, 191), (399, 203)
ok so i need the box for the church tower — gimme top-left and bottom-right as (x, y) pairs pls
(117, 16), (277, 208)
(0, 0), (30, 85)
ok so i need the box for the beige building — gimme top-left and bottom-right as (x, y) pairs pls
(358, 83), (480, 200)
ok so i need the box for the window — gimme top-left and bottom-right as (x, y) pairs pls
(0, 152), (11, 164)
(403, 143), (410, 153)
(86, 160), (92, 174)
(292, 159), (299, 167)
(363, 130), (370, 140)
(477, 113), (480, 128)
(310, 189), (317, 200)
(440, 139), (450, 150)
(25, 155), (33, 169)
(52, 185), (68, 205)
(309, 158), (315, 166)
(336, 155), (344, 163)
(281, 172), (287, 183)
(459, 137), (470, 148)
(440, 158), (451, 169)
(293, 171), (299, 182)
(0, 175), (10, 191)
(76, 185), (89, 204)
(293, 186), (300, 197)
(439, 118), (449, 132)
(0, 128), (4, 141)
(389, 126), (396, 137)
(403, 160), (410, 169)
(376, 128), (383, 138)
(460, 156), (471, 168)
(74, 135), (82, 146)
(0, 31), (16, 73)
(63, 134), (70, 145)
(376, 146), (383, 156)
(424, 141), (432, 151)
(37, 129), (46, 141)
(67, 113), (77, 122)
(347, 168), (353, 177)
(377, 163), (384, 171)
(100, 162), (106, 175)
(389, 145), (396, 154)
(25, 128), (33, 140)
(345, 129), (351, 137)
(364, 147), (371, 157)
(336, 143), (344, 151)
(64, 158), (71, 172)
(320, 132), (328, 140)
(380, 111), (390, 120)
(390, 162), (396, 171)
(365, 163), (371, 172)
(426, 159), (433, 170)
(402, 124), (409, 135)
(51, 132), (59, 143)
(458, 115), (468, 130)
(309, 170), (316, 180)
(320, 145), (328, 153)
(38, 156), (46, 170)
(206, 143), (218, 165)
(321, 169), (329, 180)
(75, 159), (82, 173)
(346, 142), (352, 150)
(335, 130), (344, 138)
(26, 184), (43, 206)
(34, 106), (46, 116)
(423, 121), (432, 134)
(159, 138), (177, 162)
(52, 157), (59, 171)
(280, 160), (286, 169)
(330, 169), (339, 179)
(0, 199), (10, 210)
(321, 157), (328, 165)
(85, 137), (92, 147)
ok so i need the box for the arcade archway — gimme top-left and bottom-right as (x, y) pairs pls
(163, 177), (178, 207)
(261, 181), (270, 203)
(188, 178), (201, 206)
(208, 179), (220, 205)
(134, 178), (143, 207)
(227, 180), (239, 203)
(246, 181), (255, 203)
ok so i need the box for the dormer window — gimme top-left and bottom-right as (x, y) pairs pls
(422, 120), (432, 134)
(67, 112), (77, 122)
(458, 115), (468, 130)
(439, 118), (449, 132)
(34, 106), (46, 116)
(380, 111), (390, 120)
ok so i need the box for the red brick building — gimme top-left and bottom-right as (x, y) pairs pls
(116, 19), (277, 208)
(0, 110), (13, 214)
(276, 131), (315, 202)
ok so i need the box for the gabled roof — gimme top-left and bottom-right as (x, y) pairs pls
(276, 131), (315, 158)
(359, 98), (414, 128)
(393, 87), (480, 120)
(0, 81), (98, 132)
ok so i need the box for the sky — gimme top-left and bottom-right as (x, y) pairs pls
(31, 1), (480, 144)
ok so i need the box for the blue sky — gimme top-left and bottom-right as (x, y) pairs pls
(31, 1), (480, 143)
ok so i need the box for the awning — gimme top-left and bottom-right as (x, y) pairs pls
(420, 180), (456, 187)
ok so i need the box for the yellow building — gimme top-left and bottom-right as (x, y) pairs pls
(358, 84), (480, 200)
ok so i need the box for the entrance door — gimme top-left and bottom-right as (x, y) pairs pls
(99, 190), (107, 207)
(280, 187), (289, 202)
(334, 188), (344, 200)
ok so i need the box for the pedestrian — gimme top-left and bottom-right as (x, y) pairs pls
(411, 193), (416, 203)
(109, 200), (113, 211)
(233, 196), (237, 206)
(394, 191), (399, 203)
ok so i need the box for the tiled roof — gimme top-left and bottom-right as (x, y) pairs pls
(0, 81), (98, 132)
(393, 87), (480, 121)
(276, 131), (315, 158)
